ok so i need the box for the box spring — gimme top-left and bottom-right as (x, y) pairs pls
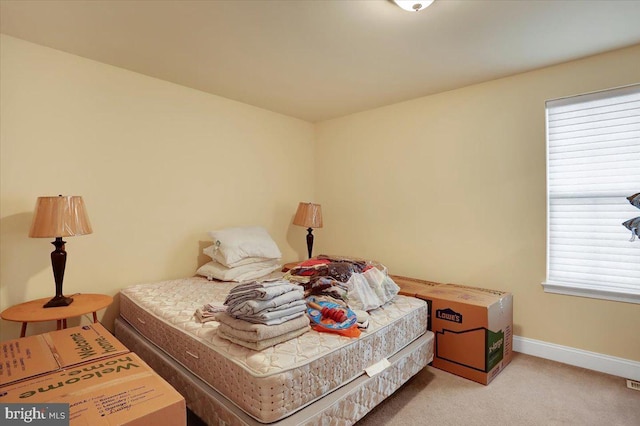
(118, 277), (429, 423)
(115, 317), (433, 426)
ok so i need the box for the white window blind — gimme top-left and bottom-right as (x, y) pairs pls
(544, 84), (640, 304)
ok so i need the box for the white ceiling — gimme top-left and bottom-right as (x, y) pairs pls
(2, 0), (640, 122)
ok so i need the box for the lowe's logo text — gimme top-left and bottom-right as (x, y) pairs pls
(436, 308), (462, 323)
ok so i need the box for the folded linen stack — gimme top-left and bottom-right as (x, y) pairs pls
(194, 303), (227, 323)
(217, 279), (310, 350)
(197, 226), (283, 282)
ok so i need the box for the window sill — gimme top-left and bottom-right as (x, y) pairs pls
(542, 281), (640, 304)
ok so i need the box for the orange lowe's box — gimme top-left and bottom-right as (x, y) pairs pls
(0, 323), (185, 425)
(427, 284), (513, 385)
(394, 276), (513, 385)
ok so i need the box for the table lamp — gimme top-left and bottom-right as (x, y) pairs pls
(29, 195), (92, 308)
(293, 202), (323, 258)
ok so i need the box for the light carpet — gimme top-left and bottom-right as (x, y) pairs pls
(357, 352), (640, 425)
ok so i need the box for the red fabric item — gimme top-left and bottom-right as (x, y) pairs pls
(298, 258), (331, 267)
(291, 258), (332, 276)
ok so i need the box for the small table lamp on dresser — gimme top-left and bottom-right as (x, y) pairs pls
(29, 195), (92, 308)
(293, 202), (323, 258)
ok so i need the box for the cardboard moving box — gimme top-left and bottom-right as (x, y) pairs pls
(395, 277), (513, 385)
(0, 324), (185, 425)
(1, 323), (129, 387)
(1, 352), (185, 425)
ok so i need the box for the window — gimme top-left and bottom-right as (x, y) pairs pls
(544, 84), (640, 304)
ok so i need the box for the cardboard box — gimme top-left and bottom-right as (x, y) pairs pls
(1, 323), (129, 386)
(392, 275), (443, 331)
(394, 279), (513, 385)
(0, 352), (185, 425)
(392, 275), (443, 298)
(0, 324), (186, 425)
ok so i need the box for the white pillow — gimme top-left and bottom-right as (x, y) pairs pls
(196, 259), (281, 282)
(207, 226), (282, 266)
(203, 245), (273, 268)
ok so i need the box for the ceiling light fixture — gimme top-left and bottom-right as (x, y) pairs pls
(393, 0), (434, 12)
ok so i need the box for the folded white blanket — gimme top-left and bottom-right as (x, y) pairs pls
(218, 325), (310, 351)
(216, 312), (310, 342)
(195, 308), (216, 323)
(231, 305), (308, 325)
(194, 303), (227, 323)
(227, 287), (305, 315)
(224, 282), (302, 306)
(227, 279), (291, 295)
(196, 259), (281, 282)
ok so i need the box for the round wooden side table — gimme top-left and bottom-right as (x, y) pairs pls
(1, 293), (113, 337)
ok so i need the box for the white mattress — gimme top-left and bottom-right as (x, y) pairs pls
(119, 276), (428, 423)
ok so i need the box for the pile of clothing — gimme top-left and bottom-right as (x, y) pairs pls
(285, 255), (400, 311)
(216, 279), (310, 350)
(285, 256), (368, 299)
(196, 226), (282, 282)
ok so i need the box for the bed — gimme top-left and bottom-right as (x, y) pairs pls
(115, 276), (433, 425)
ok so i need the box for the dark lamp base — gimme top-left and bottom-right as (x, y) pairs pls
(43, 295), (74, 308)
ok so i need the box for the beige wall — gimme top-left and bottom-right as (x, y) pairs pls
(315, 44), (640, 361)
(0, 35), (315, 340)
(1, 34), (638, 362)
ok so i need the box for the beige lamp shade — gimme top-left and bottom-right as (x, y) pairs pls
(293, 202), (323, 228)
(29, 195), (93, 238)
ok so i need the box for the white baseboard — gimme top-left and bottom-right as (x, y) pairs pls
(513, 335), (640, 381)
